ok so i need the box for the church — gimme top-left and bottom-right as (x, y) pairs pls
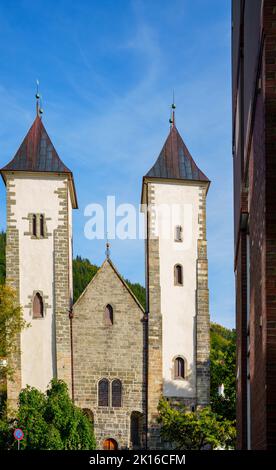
(0, 99), (210, 450)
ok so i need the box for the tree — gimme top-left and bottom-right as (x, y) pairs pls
(0, 284), (28, 380)
(158, 398), (236, 450)
(0, 379), (96, 450)
(210, 323), (236, 421)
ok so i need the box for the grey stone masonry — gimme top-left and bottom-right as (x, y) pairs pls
(196, 184), (210, 406)
(5, 176), (21, 408)
(72, 259), (146, 450)
(146, 182), (163, 450)
(54, 181), (72, 394)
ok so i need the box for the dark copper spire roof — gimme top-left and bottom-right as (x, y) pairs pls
(1, 115), (72, 173)
(1, 115), (78, 208)
(145, 125), (209, 182)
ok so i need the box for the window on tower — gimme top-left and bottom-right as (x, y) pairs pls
(174, 264), (183, 285)
(175, 225), (183, 242)
(40, 214), (45, 238)
(32, 214), (37, 237)
(33, 292), (44, 319)
(174, 356), (185, 379)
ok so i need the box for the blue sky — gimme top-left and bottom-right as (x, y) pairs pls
(0, 0), (234, 328)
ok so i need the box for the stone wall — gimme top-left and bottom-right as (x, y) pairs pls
(5, 176), (21, 409)
(54, 181), (72, 392)
(72, 259), (146, 449)
(196, 185), (210, 406)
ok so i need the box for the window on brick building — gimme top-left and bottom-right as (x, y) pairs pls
(175, 225), (183, 242)
(98, 379), (109, 407)
(33, 292), (44, 319)
(174, 356), (185, 379)
(112, 379), (122, 407)
(174, 264), (183, 285)
(105, 304), (113, 326)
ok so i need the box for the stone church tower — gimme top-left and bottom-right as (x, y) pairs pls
(141, 110), (210, 448)
(0, 110), (77, 407)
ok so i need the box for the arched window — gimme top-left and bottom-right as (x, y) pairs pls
(112, 379), (122, 407)
(40, 214), (45, 238)
(82, 408), (94, 424)
(174, 264), (183, 285)
(32, 214), (37, 237)
(105, 304), (113, 326)
(175, 225), (183, 242)
(33, 292), (44, 319)
(98, 379), (109, 407)
(174, 357), (185, 379)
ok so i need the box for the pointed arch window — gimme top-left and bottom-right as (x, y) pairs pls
(33, 292), (44, 319)
(32, 214), (37, 237)
(98, 379), (109, 407)
(40, 214), (45, 238)
(174, 264), (183, 286)
(112, 379), (122, 407)
(174, 356), (185, 379)
(105, 304), (113, 326)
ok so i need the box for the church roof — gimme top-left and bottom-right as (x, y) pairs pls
(1, 115), (78, 208)
(145, 125), (209, 182)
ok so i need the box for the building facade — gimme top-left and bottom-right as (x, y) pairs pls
(232, 0), (276, 450)
(1, 105), (210, 449)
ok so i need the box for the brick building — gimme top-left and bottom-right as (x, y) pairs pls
(232, 0), (276, 450)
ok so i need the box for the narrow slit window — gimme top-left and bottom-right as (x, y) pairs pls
(40, 214), (45, 238)
(105, 304), (113, 326)
(174, 264), (183, 286)
(175, 225), (183, 242)
(32, 214), (37, 237)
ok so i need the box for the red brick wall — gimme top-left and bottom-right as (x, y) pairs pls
(264, 0), (276, 450)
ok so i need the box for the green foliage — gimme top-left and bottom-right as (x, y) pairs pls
(210, 323), (236, 421)
(124, 280), (146, 310)
(0, 284), (28, 380)
(73, 256), (99, 303)
(158, 398), (236, 450)
(0, 232), (5, 285)
(0, 379), (96, 450)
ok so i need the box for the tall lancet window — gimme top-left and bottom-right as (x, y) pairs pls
(174, 264), (183, 286)
(33, 292), (44, 319)
(40, 214), (45, 238)
(105, 304), (113, 326)
(32, 214), (37, 237)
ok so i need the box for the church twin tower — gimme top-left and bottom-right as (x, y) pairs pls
(1, 105), (210, 449)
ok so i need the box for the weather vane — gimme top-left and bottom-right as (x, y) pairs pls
(169, 90), (176, 127)
(35, 79), (44, 118)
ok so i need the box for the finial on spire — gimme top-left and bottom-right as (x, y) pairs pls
(35, 80), (44, 118)
(105, 233), (111, 259)
(169, 90), (176, 128)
